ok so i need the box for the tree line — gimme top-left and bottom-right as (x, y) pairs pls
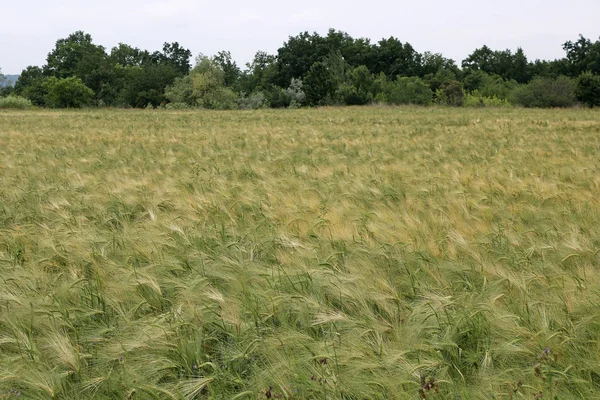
(1, 29), (600, 109)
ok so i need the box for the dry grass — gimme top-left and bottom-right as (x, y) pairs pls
(0, 106), (600, 399)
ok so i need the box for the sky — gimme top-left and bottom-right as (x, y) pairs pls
(1, 0), (600, 74)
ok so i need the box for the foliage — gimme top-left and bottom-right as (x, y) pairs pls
(575, 71), (600, 107)
(339, 65), (376, 105)
(562, 35), (600, 76)
(462, 45), (530, 83)
(164, 75), (195, 105)
(435, 80), (465, 106)
(464, 92), (513, 107)
(44, 76), (94, 108)
(151, 42), (192, 75)
(189, 56), (238, 109)
(463, 71), (518, 99)
(213, 50), (241, 88)
(513, 76), (576, 108)
(0, 95), (33, 109)
(285, 78), (306, 106)
(14, 66), (48, 106)
(237, 91), (268, 109)
(45, 31), (108, 81)
(380, 76), (433, 105)
(9, 29), (600, 109)
(119, 64), (179, 108)
(303, 52), (347, 105)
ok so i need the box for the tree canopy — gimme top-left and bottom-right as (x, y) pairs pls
(8, 30), (600, 108)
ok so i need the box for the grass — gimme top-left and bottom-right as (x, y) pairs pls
(0, 106), (599, 399)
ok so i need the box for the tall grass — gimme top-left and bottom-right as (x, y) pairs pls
(0, 107), (599, 399)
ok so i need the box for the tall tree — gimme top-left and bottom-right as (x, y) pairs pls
(46, 31), (108, 80)
(152, 42), (192, 75)
(213, 51), (240, 88)
(110, 43), (151, 67)
(563, 35), (600, 76)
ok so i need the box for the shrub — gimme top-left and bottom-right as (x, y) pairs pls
(165, 75), (195, 105)
(286, 78), (306, 106)
(340, 66), (376, 105)
(44, 76), (94, 108)
(0, 95), (33, 109)
(435, 80), (465, 106)
(263, 85), (290, 108)
(237, 92), (268, 109)
(464, 92), (513, 108)
(463, 71), (518, 100)
(20, 78), (49, 107)
(575, 71), (600, 107)
(383, 76), (433, 105)
(513, 76), (576, 108)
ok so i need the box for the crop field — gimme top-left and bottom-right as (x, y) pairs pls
(1, 107), (600, 399)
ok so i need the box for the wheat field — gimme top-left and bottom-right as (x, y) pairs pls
(1, 107), (600, 399)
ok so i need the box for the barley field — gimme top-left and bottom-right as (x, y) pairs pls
(1, 107), (600, 399)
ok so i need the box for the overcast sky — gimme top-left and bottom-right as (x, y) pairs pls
(1, 0), (599, 74)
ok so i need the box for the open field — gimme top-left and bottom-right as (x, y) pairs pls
(1, 107), (600, 399)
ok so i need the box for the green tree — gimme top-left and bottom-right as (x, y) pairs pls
(372, 37), (421, 78)
(463, 71), (517, 100)
(304, 61), (337, 105)
(191, 56), (237, 109)
(563, 35), (600, 76)
(239, 51), (278, 94)
(119, 64), (179, 107)
(303, 52), (347, 106)
(14, 66), (48, 106)
(213, 51), (240, 88)
(420, 52), (459, 77)
(462, 46), (530, 83)
(46, 31), (108, 81)
(110, 43), (151, 67)
(44, 76), (94, 108)
(151, 42), (192, 75)
(340, 65), (376, 105)
(165, 55), (238, 109)
(575, 71), (600, 107)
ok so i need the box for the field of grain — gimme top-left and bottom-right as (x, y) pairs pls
(1, 107), (600, 399)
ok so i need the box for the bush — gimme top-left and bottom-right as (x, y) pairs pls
(464, 92), (513, 108)
(513, 76), (576, 108)
(237, 92), (268, 109)
(463, 71), (518, 100)
(340, 66), (376, 105)
(165, 75), (195, 105)
(286, 78), (306, 106)
(383, 76), (433, 105)
(575, 71), (600, 107)
(435, 80), (465, 106)
(0, 95), (33, 109)
(44, 77), (94, 108)
(0, 86), (14, 97)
